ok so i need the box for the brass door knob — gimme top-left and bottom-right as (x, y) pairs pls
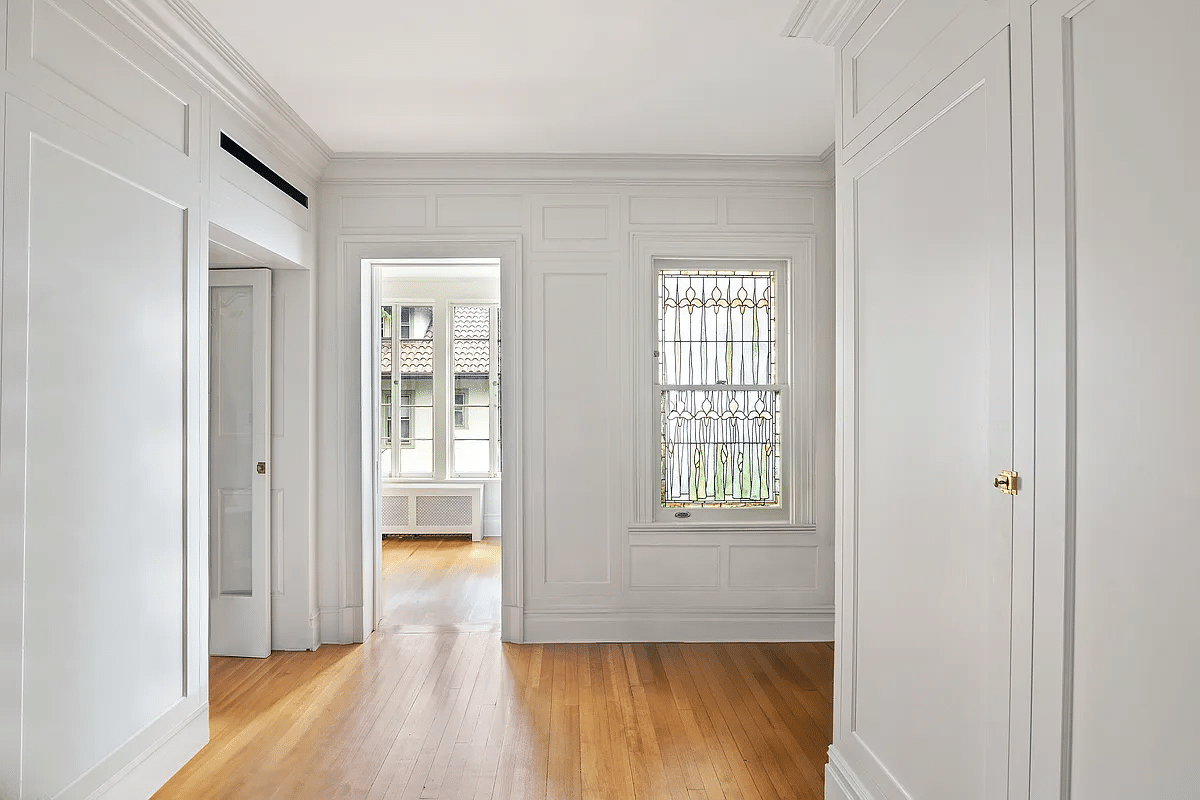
(994, 470), (1018, 495)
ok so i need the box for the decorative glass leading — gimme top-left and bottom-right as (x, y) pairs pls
(660, 270), (775, 386)
(659, 269), (780, 507)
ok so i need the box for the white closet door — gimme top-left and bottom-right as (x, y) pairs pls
(209, 269), (272, 658)
(1031, 1), (1200, 797)
(834, 33), (1023, 800)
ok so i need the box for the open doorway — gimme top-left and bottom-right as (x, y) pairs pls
(371, 259), (502, 633)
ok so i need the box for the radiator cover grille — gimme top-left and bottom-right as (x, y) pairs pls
(381, 494), (409, 528)
(380, 483), (483, 540)
(416, 494), (472, 527)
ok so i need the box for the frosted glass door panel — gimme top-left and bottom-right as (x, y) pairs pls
(211, 286), (254, 596)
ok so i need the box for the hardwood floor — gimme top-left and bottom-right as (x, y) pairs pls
(155, 537), (834, 799)
(380, 536), (502, 633)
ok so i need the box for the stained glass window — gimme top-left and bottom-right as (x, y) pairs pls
(659, 269), (780, 507)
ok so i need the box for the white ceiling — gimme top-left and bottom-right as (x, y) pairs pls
(187, 0), (835, 156)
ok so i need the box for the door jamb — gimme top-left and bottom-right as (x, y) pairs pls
(344, 235), (524, 643)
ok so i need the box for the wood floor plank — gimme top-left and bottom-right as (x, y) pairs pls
(153, 538), (834, 800)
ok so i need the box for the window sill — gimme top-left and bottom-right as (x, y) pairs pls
(627, 522), (816, 535)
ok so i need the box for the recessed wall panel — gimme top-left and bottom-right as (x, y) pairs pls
(542, 272), (612, 585)
(20, 138), (186, 799)
(726, 196), (816, 226)
(436, 194), (523, 227)
(630, 545), (720, 590)
(29, 0), (190, 153)
(851, 0), (965, 112)
(629, 196), (719, 225)
(341, 195), (426, 228)
(542, 205), (608, 240)
(729, 544), (818, 590)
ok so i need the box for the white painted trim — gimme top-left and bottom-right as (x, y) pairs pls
(323, 154), (835, 186)
(309, 610), (321, 651)
(502, 605), (524, 643)
(105, 0), (332, 179)
(86, 705), (208, 800)
(782, 0), (879, 45)
(317, 606), (348, 644)
(339, 235), (525, 644)
(824, 746), (878, 800)
(522, 607), (834, 643)
(629, 234), (819, 529)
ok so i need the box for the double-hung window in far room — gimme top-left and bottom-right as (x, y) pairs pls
(379, 301), (500, 480)
(656, 264), (785, 514)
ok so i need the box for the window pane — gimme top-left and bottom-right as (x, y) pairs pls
(453, 439), (491, 475)
(397, 406), (434, 442)
(397, 305), (432, 340)
(398, 440), (434, 475)
(661, 389), (780, 507)
(659, 270), (776, 386)
(452, 305), (495, 476)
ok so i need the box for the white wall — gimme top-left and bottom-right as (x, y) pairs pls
(0, 0), (327, 796)
(316, 157), (836, 644)
(821, 0), (1200, 798)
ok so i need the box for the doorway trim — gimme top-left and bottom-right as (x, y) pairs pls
(341, 234), (524, 643)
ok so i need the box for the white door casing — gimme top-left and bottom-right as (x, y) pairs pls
(1030, 0), (1200, 796)
(832, 32), (1025, 800)
(209, 268), (272, 658)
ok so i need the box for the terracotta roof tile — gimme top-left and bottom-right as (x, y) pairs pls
(381, 307), (493, 375)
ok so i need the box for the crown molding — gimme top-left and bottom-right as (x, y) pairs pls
(782, 0), (877, 46)
(323, 153), (835, 186)
(105, 0), (332, 180)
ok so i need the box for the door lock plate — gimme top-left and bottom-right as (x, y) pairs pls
(993, 470), (1018, 495)
(256, 462), (266, 475)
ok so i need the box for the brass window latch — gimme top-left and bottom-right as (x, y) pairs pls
(994, 470), (1018, 496)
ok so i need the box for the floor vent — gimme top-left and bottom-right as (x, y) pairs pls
(381, 483), (483, 541)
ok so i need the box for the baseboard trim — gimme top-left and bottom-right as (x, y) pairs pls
(502, 604), (524, 643)
(317, 606), (346, 644)
(88, 704), (208, 800)
(825, 746), (876, 800)
(523, 607), (834, 643)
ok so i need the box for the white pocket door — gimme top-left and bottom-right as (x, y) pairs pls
(209, 268), (272, 658)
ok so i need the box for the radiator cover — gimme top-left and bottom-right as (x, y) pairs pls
(381, 482), (483, 541)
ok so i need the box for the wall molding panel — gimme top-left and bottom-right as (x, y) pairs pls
(105, 0), (331, 179)
(9, 0), (200, 162)
(0, 0), (325, 794)
(318, 172), (834, 645)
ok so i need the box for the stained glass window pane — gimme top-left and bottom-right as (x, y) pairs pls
(661, 389), (780, 506)
(659, 270), (775, 386)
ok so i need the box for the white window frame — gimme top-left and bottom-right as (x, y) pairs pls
(397, 389), (415, 448)
(398, 306), (412, 339)
(453, 390), (467, 429)
(631, 235), (817, 530)
(449, 302), (501, 478)
(385, 300), (435, 478)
